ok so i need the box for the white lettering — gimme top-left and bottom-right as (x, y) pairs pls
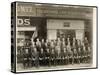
(17, 18), (30, 26)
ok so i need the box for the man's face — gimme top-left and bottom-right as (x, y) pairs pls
(85, 37), (87, 40)
(67, 38), (69, 41)
(46, 39), (48, 42)
(62, 38), (65, 41)
(47, 48), (49, 52)
(34, 48), (37, 52)
(73, 37), (75, 41)
(42, 39), (44, 42)
(74, 49), (76, 51)
(78, 48), (81, 50)
(64, 48), (66, 50)
(41, 48), (43, 52)
(37, 38), (39, 41)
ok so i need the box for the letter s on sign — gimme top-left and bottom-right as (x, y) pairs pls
(24, 19), (30, 25)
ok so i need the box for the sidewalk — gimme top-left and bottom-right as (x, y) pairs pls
(16, 63), (92, 72)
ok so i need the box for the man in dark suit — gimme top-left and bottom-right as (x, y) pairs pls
(39, 48), (45, 66)
(55, 42), (61, 65)
(36, 38), (41, 52)
(67, 42), (73, 64)
(31, 47), (39, 68)
(73, 48), (78, 64)
(77, 47), (82, 64)
(82, 44), (87, 63)
(87, 46), (91, 63)
(22, 43), (31, 68)
(45, 47), (51, 66)
(50, 48), (56, 66)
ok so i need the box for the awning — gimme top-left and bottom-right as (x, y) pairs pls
(17, 26), (36, 31)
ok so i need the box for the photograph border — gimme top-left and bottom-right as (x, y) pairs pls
(12, 1), (98, 73)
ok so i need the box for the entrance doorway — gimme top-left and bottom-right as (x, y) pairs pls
(57, 30), (75, 40)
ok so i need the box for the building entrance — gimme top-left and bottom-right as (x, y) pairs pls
(57, 30), (75, 39)
(47, 19), (84, 41)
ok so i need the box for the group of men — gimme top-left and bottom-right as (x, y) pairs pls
(21, 37), (92, 68)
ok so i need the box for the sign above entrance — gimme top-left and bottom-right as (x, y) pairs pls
(17, 3), (92, 19)
(17, 18), (30, 26)
(63, 22), (70, 27)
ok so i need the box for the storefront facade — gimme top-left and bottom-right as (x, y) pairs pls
(17, 3), (93, 45)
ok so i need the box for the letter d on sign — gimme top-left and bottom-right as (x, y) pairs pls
(17, 18), (24, 26)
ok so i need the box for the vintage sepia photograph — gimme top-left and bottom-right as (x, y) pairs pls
(11, 2), (97, 73)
